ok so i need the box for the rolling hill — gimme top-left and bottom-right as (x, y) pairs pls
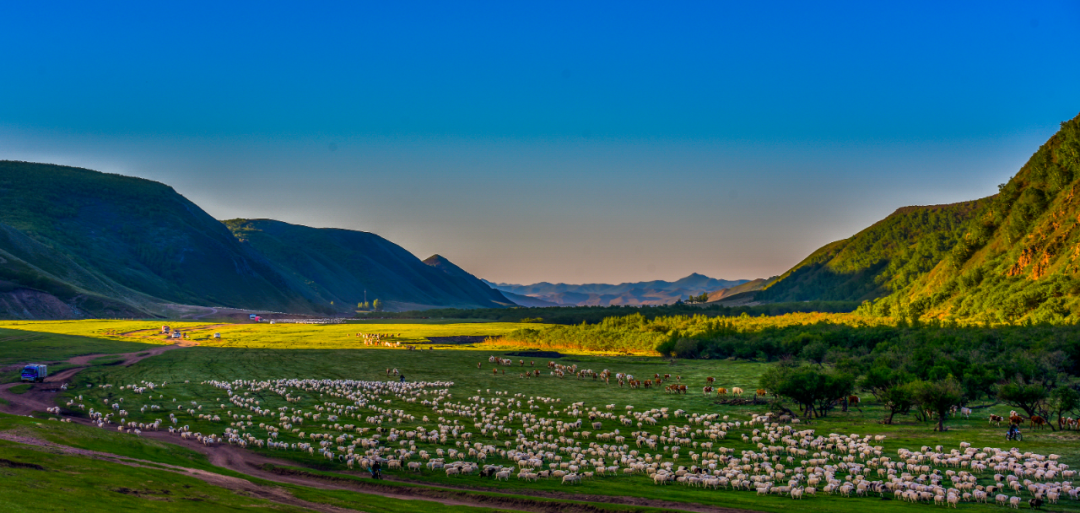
(755, 200), (985, 303)
(223, 222), (513, 311)
(0, 161), (511, 318)
(0, 161), (314, 318)
(706, 278), (771, 305)
(756, 111), (1080, 323)
(885, 112), (1080, 323)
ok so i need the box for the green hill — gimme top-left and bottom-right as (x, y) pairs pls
(0, 221), (151, 317)
(706, 278), (770, 304)
(878, 112), (1080, 323)
(0, 161), (509, 318)
(224, 220), (511, 310)
(756, 200), (984, 303)
(759, 111), (1080, 324)
(0, 161), (313, 317)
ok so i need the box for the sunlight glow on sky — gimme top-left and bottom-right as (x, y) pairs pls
(1, 1), (1079, 283)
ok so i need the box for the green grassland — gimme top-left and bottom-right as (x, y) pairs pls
(59, 345), (1080, 512)
(7, 319), (1080, 512)
(196, 321), (544, 349)
(0, 319), (547, 350)
(0, 415), (518, 513)
(0, 326), (161, 366)
(0, 320), (220, 339)
(0, 439), (304, 513)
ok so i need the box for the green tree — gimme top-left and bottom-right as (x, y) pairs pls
(911, 377), (964, 431)
(800, 340), (829, 367)
(998, 381), (1050, 425)
(1048, 387), (1080, 428)
(372, 299), (382, 312)
(859, 366), (914, 424)
(761, 365), (854, 419)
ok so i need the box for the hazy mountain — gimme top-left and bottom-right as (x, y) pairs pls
(496, 290), (559, 307)
(0, 161), (509, 318)
(484, 274), (750, 306)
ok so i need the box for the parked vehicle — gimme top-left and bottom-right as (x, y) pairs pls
(20, 364), (47, 383)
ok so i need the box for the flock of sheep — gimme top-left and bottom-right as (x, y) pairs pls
(56, 371), (1076, 510)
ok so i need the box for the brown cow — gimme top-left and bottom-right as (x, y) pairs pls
(1031, 415), (1047, 430)
(848, 395), (860, 406)
(663, 374), (670, 379)
(705, 377), (715, 385)
(716, 387), (728, 397)
(1009, 415), (1025, 426)
(989, 414), (1004, 426)
(643, 380), (652, 388)
(756, 389), (767, 396)
(678, 385), (687, 394)
(703, 386), (714, 395)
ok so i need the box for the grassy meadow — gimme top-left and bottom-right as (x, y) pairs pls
(0, 415), (519, 513)
(0, 319), (546, 350)
(0, 326), (159, 365)
(6, 319), (1080, 513)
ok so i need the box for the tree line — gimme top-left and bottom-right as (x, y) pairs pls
(689, 320), (1080, 431)
(379, 300), (859, 325)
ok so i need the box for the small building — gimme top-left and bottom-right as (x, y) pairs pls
(161, 325), (171, 334)
(249, 314), (258, 320)
(172, 331), (182, 339)
(213, 333), (221, 339)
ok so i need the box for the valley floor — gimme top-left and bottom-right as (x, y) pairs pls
(2, 320), (1080, 512)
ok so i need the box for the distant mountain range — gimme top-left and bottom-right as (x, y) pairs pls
(484, 274), (750, 306)
(0, 161), (511, 318)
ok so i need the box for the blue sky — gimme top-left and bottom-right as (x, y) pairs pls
(2, 1), (1079, 283)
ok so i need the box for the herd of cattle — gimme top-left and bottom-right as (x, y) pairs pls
(52, 364), (1080, 511)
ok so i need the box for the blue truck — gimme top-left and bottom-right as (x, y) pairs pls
(20, 364), (47, 383)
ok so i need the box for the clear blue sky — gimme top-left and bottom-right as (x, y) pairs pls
(2, 1), (1079, 284)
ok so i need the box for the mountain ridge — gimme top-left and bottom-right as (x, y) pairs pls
(0, 161), (510, 318)
(755, 111), (1080, 324)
